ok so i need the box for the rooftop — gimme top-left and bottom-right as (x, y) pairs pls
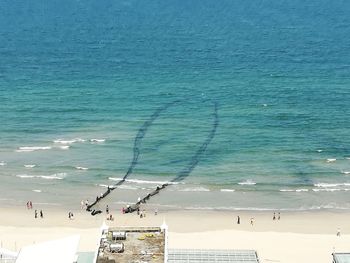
(96, 227), (165, 263)
(333, 253), (350, 263)
(168, 249), (260, 263)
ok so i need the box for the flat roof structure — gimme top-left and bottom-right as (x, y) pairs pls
(333, 253), (350, 263)
(96, 227), (165, 263)
(168, 249), (259, 263)
(15, 235), (80, 263)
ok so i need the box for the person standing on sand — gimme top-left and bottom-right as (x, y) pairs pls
(278, 212), (281, 220)
(250, 218), (254, 226)
(40, 210), (43, 218)
(337, 228), (341, 237)
(34, 210), (37, 218)
(237, 216), (240, 224)
(106, 205), (109, 214)
(273, 212), (276, 220)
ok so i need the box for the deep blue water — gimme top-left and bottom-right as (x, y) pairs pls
(0, 0), (350, 210)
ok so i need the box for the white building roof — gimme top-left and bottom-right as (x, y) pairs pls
(15, 235), (80, 263)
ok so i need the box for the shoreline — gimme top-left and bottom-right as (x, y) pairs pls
(2, 204), (350, 232)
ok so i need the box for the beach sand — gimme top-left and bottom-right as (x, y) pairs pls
(1, 206), (350, 263)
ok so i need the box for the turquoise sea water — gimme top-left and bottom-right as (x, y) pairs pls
(1, 0), (350, 211)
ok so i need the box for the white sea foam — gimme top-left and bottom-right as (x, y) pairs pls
(295, 189), (309, 192)
(0, 161), (6, 166)
(16, 174), (35, 178)
(280, 189), (308, 192)
(76, 166), (88, 170)
(24, 164), (36, 168)
(90, 138), (106, 143)
(117, 185), (139, 190)
(312, 188), (350, 192)
(238, 180), (256, 185)
(346, 157), (350, 160)
(39, 175), (64, 180)
(317, 149), (323, 152)
(16, 146), (52, 152)
(126, 178), (179, 185)
(16, 173), (65, 180)
(54, 139), (75, 144)
(341, 171), (350, 175)
(32, 189), (42, 193)
(53, 138), (86, 144)
(326, 158), (336, 163)
(59, 145), (70, 150)
(108, 177), (179, 185)
(220, 189), (235, 192)
(314, 183), (350, 188)
(179, 187), (210, 192)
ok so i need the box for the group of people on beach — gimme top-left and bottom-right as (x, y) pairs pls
(236, 212), (281, 225)
(68, 211), (74, 219)
(34, 209), (43, 219)
(26, 201), (33, 209)
(26, 201), (44, 219)
(273, 212), (281, 220)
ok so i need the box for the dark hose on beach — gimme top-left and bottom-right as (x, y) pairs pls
(124, 102), (219, 213)
(87, 100), (179, 211)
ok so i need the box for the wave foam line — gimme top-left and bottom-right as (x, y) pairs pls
(90, 139), (106, 143)
(53, 138), (85, 144)
(312, 188), (350, 192)
(16, 173), (65, 180)
(24, 164), (36, 168)
(220, 189), (235, 192)
(314, 183), (350, 188)
(108, 177), (179, 185)
(16, 146), (52, 152)
(326, 158), (336, 163)
(179, 187), (210, 192)
(76, 166), (88, 170)
(279, 189), (308, 192)
(238, 180), (256, 185)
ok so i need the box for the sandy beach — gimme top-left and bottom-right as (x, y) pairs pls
(1, 206), (350, 263)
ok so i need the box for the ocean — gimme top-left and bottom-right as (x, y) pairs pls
(1, 0), (350, 211)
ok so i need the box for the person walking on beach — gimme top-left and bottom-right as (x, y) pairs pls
(337, 228), (341, 237)
(250, 218), (254, 226)
(68, 212), (74, 219)
(34, 210), (38, 218)
(273, 212), (276, 220)
(40, 210), (43, 218)
(237, 216), (240, 224)
(106, 205), (109, 214)
(278, 212), (281, 220)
